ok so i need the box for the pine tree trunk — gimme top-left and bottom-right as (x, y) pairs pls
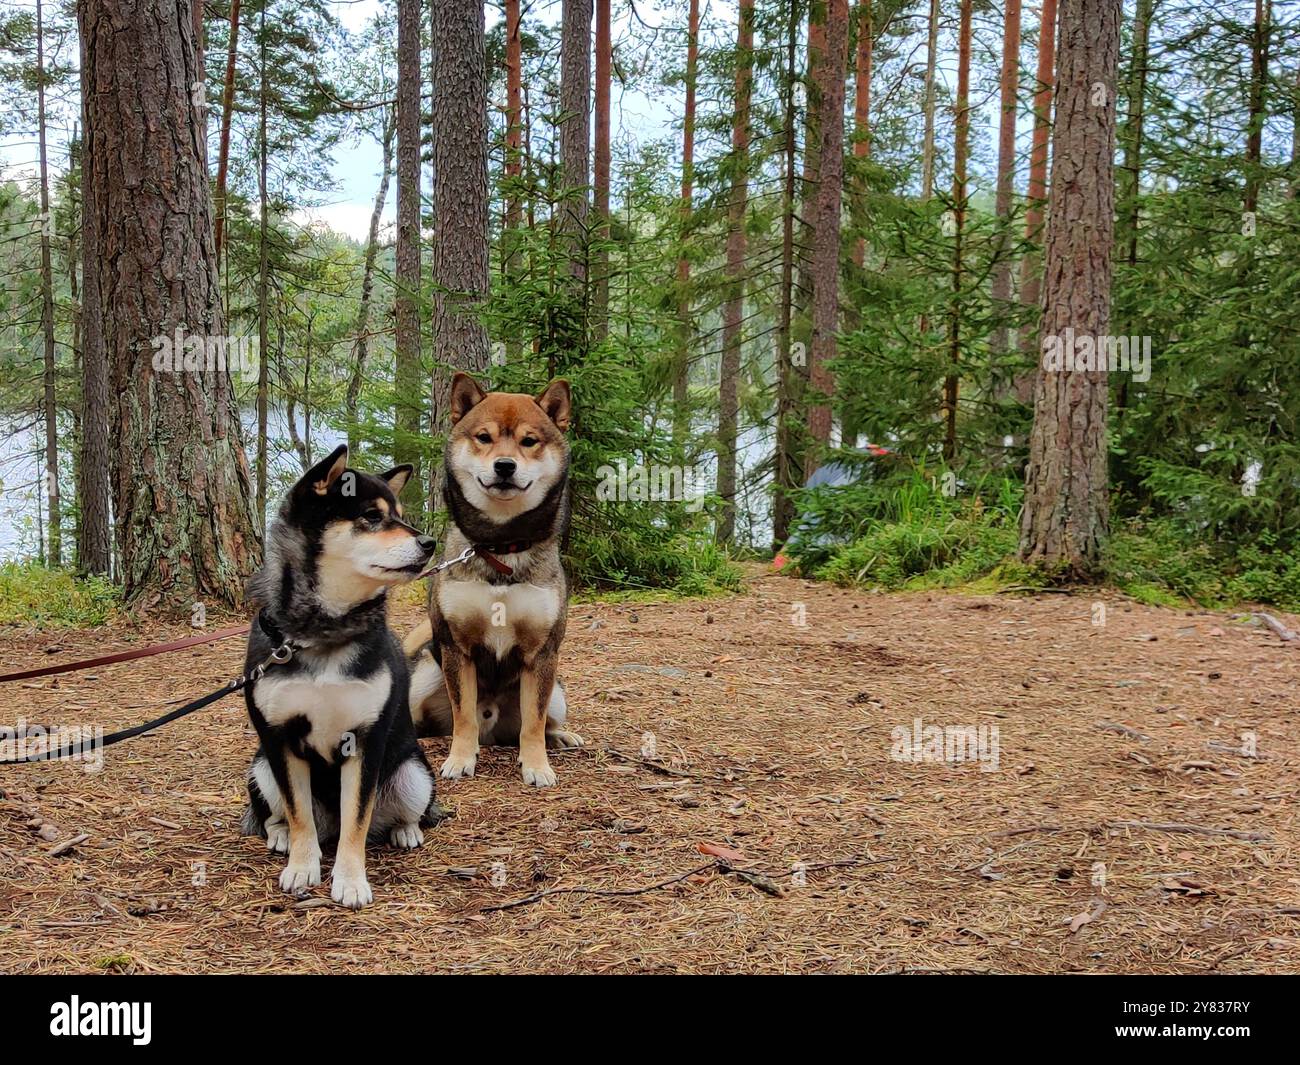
(943, 0), (972, 464)
(504, 0), (524, 346)
(505, 0), (523, 216)
(79, 0), (259, 607)
(65, 136), (85, 566)
(794, 5), (826, 330)
(1019, 0), (1120, 575)
(1114, 0), (1153, 421)
(214, 0), (241, 259)
(716, 0), (754, 545)
(36, 0), (60, 566)
(850, 0), (872, 274)
(990, 0), (1022, 365)
(1290, 64), (1300, 199)
(431, 0), (491, 511)
(1015, 0), (1058, 397)
(806, 0), (848, 471)
(915, 0), (940, 364)
(673, 0), (700, 457)
(773, 0), (801, 546)
(394, 0), (423, 522)
(560, 0), (591, 297)
(1118, 0), (1153, 267)
(592, 0), (611, 341)
(1244, 0), (1269, 216)
(192, 0), (204, 85)
(77, 30), (112, 578)
(919, 0), (940, 201)
(346, 113), (395, 454)
(256, 8), (268, 529)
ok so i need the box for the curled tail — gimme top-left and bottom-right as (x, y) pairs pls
(402, 618), (433, 658)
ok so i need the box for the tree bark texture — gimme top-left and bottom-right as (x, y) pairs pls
(716, 0), (754, 544)
(431, 0), (491, 511)
(394, 0), (424, 517)
(1019, 0), (1120, 575)
(79, 0), (259, 607)
(805, 0), (848, 469)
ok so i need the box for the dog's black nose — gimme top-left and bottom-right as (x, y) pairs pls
(416, 535), (436, 554)
(493, 458), (517, 480)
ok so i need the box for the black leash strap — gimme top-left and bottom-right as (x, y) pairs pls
(1, 678), (248, 764)
(0, 625), (297, 766)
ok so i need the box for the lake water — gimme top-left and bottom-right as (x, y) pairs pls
(0, 407), (347, 562)
(0, 412), (773, 562)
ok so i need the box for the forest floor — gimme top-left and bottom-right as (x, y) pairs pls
(1, 565), (1297, 974)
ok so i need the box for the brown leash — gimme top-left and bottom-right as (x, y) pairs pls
(0, 624), (250, 684)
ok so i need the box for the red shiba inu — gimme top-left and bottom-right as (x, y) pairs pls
(405, 373), (582, 787)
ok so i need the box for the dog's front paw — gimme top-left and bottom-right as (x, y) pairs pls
(388, 823), (424, 849)
(279, 855), (321, 893)
(440, 747), (478, 779)
(546, 729), (585, 749)
(331, 871), (373, 910)
(521, 760), (558, 788)
(265, 820), (290, 855)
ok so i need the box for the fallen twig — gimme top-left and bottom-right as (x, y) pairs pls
(962, 837), (1040, 874)
(480, 860), (720, 912)
(601, 745), (752, 781)
(984, 825), (1062, 839)
(1251, 612), (1296, 642)
(1068, 898), (1108, 934)
(1206, 740), (1265, 760)
(480, 856), (893, 913)
(1107, 820), (1269, 842)
(47, 833), (90, 857)
(1096, 721), (1151, 742)
(1210, 943), (1255, 970)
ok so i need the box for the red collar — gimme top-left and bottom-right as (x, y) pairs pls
(473, 542), (532, 576)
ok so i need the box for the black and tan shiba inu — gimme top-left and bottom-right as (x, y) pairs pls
(405, 372), (582, 788)
(240, 445), (441, 908)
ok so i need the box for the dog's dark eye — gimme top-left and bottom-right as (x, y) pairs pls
(476, 432), (492, 444)
(363, 508), (383, 523)
(521, 436), (538, 448)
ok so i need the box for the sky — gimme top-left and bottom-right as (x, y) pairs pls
(0, 0), (678, 241)
(307, 0), (683, 240)
(0, 0), (987, 243)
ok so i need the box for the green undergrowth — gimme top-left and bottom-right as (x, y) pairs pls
(0, 563), (121, 629)
(787, 470), (1300, 613)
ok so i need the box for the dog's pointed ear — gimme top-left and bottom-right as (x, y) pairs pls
(302, 444), (349, 496)
(536, 379), (571, 432)
(382, 464), (413, 497)
(450, 372), (487, 424)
